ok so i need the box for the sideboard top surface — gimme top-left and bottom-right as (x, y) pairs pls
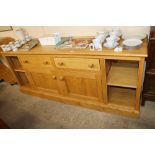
(2, 38), (148, 57)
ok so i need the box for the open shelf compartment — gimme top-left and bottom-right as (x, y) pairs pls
(14, 71), (30, 88)
(106, 60), (139, 88)
(108, 86), (136, 109)
(6, 56), (23, 71)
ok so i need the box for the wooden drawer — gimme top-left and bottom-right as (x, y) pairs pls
(19, 55), (54, 70)
(54, 57), (100, 71)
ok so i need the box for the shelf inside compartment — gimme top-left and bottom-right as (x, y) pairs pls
(14, 69), (25, 72)
(6, 56), (22, 70)
(108, 86), (136, 109)
(14, 71), (30, 87)
(107, 60), (139, 88)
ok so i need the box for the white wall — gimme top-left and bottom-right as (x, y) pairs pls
(0, 26), (150, 39)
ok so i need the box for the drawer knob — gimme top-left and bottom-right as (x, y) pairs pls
(88, 64), (94, 68)
(58, 62), (64, 66)
(52, 75), (57, 80)
(43, 61), (49, 65)
(59, 76), (64, 81)
(23, 60), (29, 63)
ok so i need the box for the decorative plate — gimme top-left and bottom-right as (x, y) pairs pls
(122, 34), (146, 40)
(122, 39), (142, 48)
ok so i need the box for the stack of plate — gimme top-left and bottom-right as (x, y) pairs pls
(122, 34), (146, 40)
(122, 39), (142, 49)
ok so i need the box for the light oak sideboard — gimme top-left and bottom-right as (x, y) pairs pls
(2, 39), (148, 117)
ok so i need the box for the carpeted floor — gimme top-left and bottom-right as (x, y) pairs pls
(0, 82), (155, 129)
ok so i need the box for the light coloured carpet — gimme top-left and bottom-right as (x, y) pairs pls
(0, 82), (155, 129)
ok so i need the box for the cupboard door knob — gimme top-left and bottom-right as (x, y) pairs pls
(88, 64), (94, 68)
(24, 60), (29, 63)
(59, 76), (64, 81)
(52, 75), (57, 80)
(43, 61), (49, 65)
(58, 62), (64, 66)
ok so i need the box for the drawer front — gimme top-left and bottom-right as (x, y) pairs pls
(54, 58), (100, 71)
(20, 55), (54, 70)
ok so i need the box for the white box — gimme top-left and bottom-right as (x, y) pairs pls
(39, 35), (61, 45)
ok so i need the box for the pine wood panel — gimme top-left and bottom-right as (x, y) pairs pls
(20, 86), (139, 118)
(0, 63), (16, 84)
(30, 71), (59, 94)
(107, 61), (138, 88)
(2, 37), (147, 117)
(19, 55), (54, 70)
(14, 71), (30, 87)
(108, 87), (136, 109)
(6, 56), (22, 70)
(54, 57), (100, 71)
(58, 70), (103, 101)
(100, 59), (108, 104)
(136, 58), (145, 110)
(2, 38), (148, 58)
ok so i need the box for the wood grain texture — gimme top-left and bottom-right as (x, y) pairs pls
(14, 71), (30, 87)
(6, 56), (22, 70)
(54, 57), (100, 71)
(108, 87), (136, 110)
(100, 59), (108, 103)
(0, 63), (16, 84)
(136, 58), (145, 110)
(2, 37), (147, 117)
(19, 55), (55, 70)
(20, 85), (139, 118)
(2, 38), (148, 57)
(57, 70), (103, 102)
(29, 71), (59, 94)
(107, 61), (138, 88)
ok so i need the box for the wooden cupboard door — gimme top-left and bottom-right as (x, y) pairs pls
(29, 71), (59, 94)
(57, 70), (103, 102)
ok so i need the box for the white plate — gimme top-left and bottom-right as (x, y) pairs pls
(104, 42), (118, 49)
(122, 39), (142, 47)
(122, 34), (146, 40)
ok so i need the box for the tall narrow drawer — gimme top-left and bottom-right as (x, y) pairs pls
(20, 55), (54, 69)
(54, 57), (100, 71)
